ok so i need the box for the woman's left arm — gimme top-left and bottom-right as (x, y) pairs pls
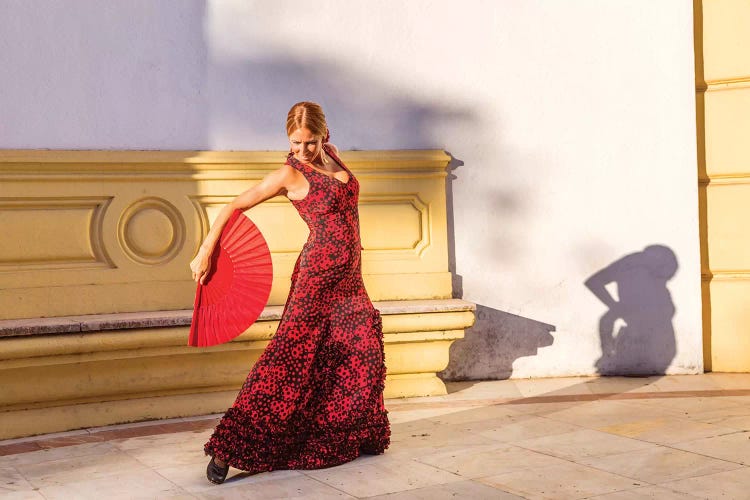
(190, 165), (296, 283)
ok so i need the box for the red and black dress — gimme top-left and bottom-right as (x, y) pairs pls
(203, 145), (390, 473)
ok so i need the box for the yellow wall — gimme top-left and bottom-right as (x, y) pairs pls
(0, 150), (452, 320)
(695, 0), (750, 371)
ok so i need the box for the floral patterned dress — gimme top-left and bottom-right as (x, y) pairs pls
(203, 145), (390, 473)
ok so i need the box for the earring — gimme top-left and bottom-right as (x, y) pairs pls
(320, 140), (328, 164)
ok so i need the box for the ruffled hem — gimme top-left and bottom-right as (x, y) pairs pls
(204, 305), (390, 474)
(204, 406), (390, 473)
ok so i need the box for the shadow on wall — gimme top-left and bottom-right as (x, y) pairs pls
(207, 56), (478, 149)
(444, 151), (464, 298)
(585, 244), (678, 376)
(440, 306), (555, 381)
(441, 150), (556, 381)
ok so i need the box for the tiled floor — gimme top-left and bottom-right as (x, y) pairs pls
(1, 374), (750, 499)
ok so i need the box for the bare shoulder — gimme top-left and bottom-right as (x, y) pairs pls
(326, 143), (340, 155)
(273, 162), (306, 188)
(276, 162), (298, 177)
(266, 162), (299, 181)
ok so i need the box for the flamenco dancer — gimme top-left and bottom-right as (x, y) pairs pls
(189, 101), (390, 484)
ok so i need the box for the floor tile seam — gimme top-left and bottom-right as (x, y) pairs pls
(685, 410), (750, 422)
(472, 477), (537, 500)
(691, 419), (750, 431)
(581, 486), (660, 500)
(631, 408), (746, 425)
(381, 479), (524, 499)
(646, 462), (748, 488)
(655, 465), (750, 491)
(508, 438), (673, 480)
(26, 462), (156, 489)
(574, 450), (712, 487)
(407, 455), (491, 479)
(661, 439), (750, 467)
(537, 408), (716, 432)
(12, 448), (153, 482)
(0, 465), (38, 495)
(148, 465), (202, 497)
(474, 470), (641, 500)
(581, 484), (689, 500)
(666, 428), (750, 447)
(515, 426), (671, 455)
(621, 398), (749, 415)
(577, 429), (750, 470)
(561, 446), (746, 484)
(422, 411), (531, 428)
(299, 472), (361, 498)
(470, 420), (591, 444)
(409, 442), (566, 478)
(117, 445), (185, 474)
(473, 442), (656, 487)
(519, 413), (593, 431)
(418, 440), (522, 460)
(0, 421), (216, 455)
(305, 458), (467, 498)
(8, 463), (40, 491)
(20, 465), (153, 494)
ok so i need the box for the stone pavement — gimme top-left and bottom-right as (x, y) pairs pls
(1, 374), (749, 499)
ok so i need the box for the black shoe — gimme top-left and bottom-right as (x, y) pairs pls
(206, 456), (229, 484)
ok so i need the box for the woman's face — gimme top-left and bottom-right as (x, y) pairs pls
(289, 127), (322, 164)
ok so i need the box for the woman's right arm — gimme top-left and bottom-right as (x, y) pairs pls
(190, 164), (299, 284)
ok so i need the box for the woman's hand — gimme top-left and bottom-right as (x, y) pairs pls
(190, 247), (212, 285)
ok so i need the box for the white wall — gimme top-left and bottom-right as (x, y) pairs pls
(0, 0), (702, 377)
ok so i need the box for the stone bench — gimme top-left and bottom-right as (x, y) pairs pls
(0, 299), (474, 439)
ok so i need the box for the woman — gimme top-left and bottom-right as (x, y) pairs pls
(190, 101), (390, 484)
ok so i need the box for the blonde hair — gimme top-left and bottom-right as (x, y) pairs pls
(286, 101), (329, 164)
(286, 101), (328, 139)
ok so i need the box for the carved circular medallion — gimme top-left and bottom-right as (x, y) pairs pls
(118, 198), (185, 265)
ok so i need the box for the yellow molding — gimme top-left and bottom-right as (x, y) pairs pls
(702, 78), (750, 91)
(702, 272), (750, 282)
(0, 149), (451, 172)
(699, 175), (750, 186)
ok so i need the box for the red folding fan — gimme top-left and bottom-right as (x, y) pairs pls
(189, 209), (273, 347)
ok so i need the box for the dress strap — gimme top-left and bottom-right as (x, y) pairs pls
(286, 152), (317, 187)
(285, 151), (300, 170)
(322, 144), (351, 176)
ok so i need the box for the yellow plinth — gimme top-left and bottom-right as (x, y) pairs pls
(0, 303), (474, 439)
